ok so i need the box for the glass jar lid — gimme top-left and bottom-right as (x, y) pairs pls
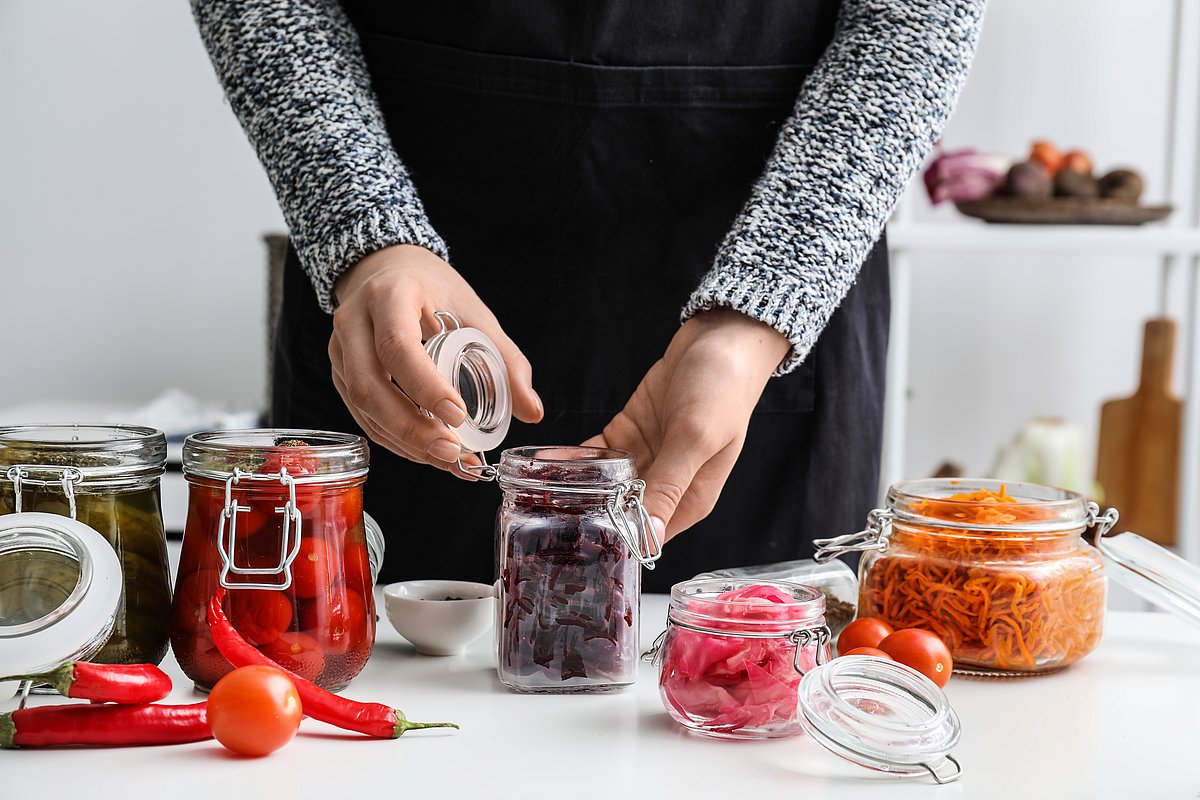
(1093, 523), (1200, 628)
(423, 312), (511, 457)
(797, 656), (963, 783)
(0, 512), (123, 678)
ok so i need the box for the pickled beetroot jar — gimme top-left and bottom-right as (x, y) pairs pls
(496, 446), (661, 693)
(170, 430), (380, 691)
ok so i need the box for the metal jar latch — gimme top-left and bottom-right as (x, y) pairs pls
(216, 467), (303, 591)
(643, 617), (832, 675)
(812, 508), (893, 563)
(4, 465), (84, 519)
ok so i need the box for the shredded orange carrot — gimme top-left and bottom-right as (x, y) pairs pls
(860, 487), (1105, 672)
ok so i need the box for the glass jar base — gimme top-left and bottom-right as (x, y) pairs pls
(952, 664), (1069, 679)
(500, 681), (632, 695)
(193, 679), (354, 694)
(681, 725), (803, 740)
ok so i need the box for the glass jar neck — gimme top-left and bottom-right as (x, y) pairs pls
(497, 446), (635, 490)
(183, 428), (368, 482)
(668, 579), (827, 634)
(888, 521), (1085, 556)
(0, 424), (166, 489)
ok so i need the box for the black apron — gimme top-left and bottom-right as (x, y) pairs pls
(273, 1), (890, 592)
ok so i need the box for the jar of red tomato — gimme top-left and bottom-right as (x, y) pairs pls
(816, 479), (1114, 675)
(653, 579), (831, 738)
(496, 446), (660, 693)
(171, 430), (379, 691)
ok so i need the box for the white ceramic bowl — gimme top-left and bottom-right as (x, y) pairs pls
(383, 579), (496, 656)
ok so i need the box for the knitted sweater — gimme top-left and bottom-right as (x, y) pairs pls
(192, 0), (985, 373)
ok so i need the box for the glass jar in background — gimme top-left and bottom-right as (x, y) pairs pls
(654, 579), (831, 739)
(0, 424), (171, 665)
(171, 429), (378, 691)
(496, 446), (660, 693)
(817, 479), (1107, 674)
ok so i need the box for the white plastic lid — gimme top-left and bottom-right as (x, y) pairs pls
(797, 655), (963, 784)
(424, 314), (512, 456)
(0, 512), (123, 677)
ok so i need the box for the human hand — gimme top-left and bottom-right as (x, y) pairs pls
(331, 244), (543, 477)
(584, 309), (791, 543)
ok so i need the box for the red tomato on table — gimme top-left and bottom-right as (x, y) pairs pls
(879, 628), (953, 687)
(208, 666), (302, 757)
(837, 618), (894, 655)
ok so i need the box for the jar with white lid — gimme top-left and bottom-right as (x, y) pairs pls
(0, 424), (170, 665)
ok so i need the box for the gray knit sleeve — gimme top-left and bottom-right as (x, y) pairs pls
(683, 0), (986, 373)
(191, 0), (448, 312)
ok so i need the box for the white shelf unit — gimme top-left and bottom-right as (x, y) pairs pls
(882, 0), (1200, 563)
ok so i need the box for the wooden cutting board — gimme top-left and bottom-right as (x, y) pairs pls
(1096, 318), (1181, 545)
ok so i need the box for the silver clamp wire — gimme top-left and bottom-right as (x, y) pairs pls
(5, 464), (83, 519)
(641, 616), (831, 675)
(216, 467), (303, 591)
(812, 508), (892, 562)
(1087, 503), (1119, 539)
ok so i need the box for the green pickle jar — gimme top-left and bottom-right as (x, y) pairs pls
(0, 425), (171, 665)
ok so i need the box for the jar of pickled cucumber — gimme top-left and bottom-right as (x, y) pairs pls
(0, 424), (171, 665)
(172, 429), (379, 692)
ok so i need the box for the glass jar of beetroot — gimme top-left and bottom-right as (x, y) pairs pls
(654, 579), (832, 738)
(171, 430), (378, 692)
(496, 446), (661, 693)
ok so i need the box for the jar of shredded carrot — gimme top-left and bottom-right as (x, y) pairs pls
(816, 479), (1109, 674)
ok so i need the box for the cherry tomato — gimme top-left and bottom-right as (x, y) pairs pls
(208, 665), (302, 757)
(837, 618), (894, 655)
(842, 646), (893, 659)
(300, 585), (369, 655)
(172, 569), (220, 634)
(342, 537), (372, 593)
(261, 631), (326, 682)
(879, 628), (953, 688)
(291, 537), (333, 598)
(227, 589), (294, 646)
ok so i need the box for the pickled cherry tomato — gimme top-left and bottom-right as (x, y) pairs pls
(342, 538), (372, 593)
(261, 631), (326, 682)
(301, 586), (368, 655)
(292, 537), (334, 598)
(172, 569), (220, 634)
(227, 589), (294, 646)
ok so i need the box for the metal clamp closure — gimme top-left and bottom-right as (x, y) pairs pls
(813, 508), (893, 563)
(497, 475), (662, 568)
(216, 467), (303, 591)
(5, 465), (84, 519)
(641, 616), (831, 675)
(1087, 502), (1120, 540)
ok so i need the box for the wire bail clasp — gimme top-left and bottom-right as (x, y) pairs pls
(216, 467), (303, 591)
(789, 624), (832, 676)
(1087, 502), (1120, 540)
(813, 508), (893, 563)
(5, 464), (84, 519)
(610, 479), (662, 568)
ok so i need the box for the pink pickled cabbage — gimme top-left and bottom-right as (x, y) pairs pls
(922, 148), (1011, 205)
(659, 584), (818, 735)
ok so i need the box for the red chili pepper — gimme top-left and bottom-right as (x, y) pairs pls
(0, 703), (209, 749)
(207, 589), (457, 738)
(0, 662), (172, 704)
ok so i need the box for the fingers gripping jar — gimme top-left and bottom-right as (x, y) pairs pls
(0, 425), (171, 666)
(171, 430), (380, 691)
(496, 447), (661, 693)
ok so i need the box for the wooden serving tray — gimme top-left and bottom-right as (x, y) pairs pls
(955, 197), (1173, 226)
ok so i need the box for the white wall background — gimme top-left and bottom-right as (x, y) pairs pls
(0, 0), (283, 412)
(0, 0), (1194, 496)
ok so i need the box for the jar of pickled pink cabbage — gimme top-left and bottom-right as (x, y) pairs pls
(654, 579), (831, 739)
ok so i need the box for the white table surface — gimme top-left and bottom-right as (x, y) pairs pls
(5, 588), (1200, 799)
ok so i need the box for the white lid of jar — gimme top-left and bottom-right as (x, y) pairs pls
(0, 512), (123, 679)
(424, 313), (512, 457)
(797, 655), (963, 784)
